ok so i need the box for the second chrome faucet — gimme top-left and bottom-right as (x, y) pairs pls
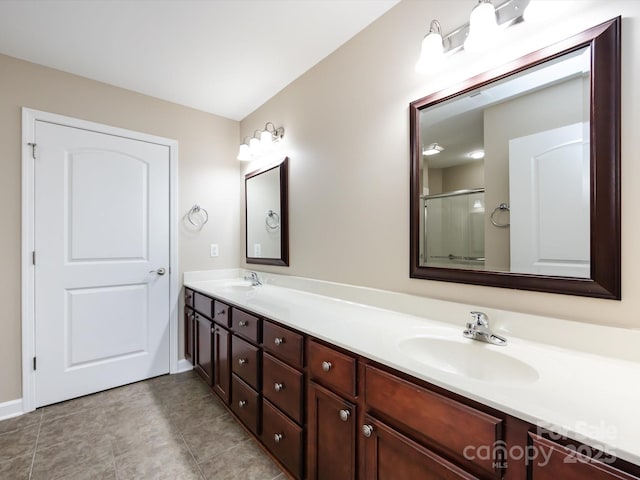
(463, 311), (507, 346)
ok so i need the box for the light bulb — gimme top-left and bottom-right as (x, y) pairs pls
(260, 130), (273, 146)
(249, 136), (261, 155)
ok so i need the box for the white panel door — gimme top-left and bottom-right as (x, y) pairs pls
(34, 120), (170, 407)
(509, 122), (590, 278)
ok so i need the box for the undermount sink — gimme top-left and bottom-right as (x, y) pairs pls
(398, 336), (539, 384)
(219, 282), (256, 293)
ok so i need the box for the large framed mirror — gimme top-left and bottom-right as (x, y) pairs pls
(245, 157), (289, 266)
(410, 18), (620, 299)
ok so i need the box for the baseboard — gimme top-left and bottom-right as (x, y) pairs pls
(0, 398), (25, 421)
(176, 359), (194, 373)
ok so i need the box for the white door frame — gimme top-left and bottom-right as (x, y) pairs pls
(21, 108), (180, 413)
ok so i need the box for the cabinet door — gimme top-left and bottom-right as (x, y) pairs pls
(213, 325), (230, 403)
(184, 307), (194, 363)
(308, 382), (356, 480)
(528, 433), (640, 480)
(362, 415), (479, 480)
(194, 313), (213, 385)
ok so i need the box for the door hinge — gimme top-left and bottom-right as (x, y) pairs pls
(33, 357), (37, 371)
(32, 251), (36, 265)
(27, 142), (37, 160)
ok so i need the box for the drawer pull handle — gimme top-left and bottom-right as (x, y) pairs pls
(274, 433), (283, 443)
(238, 358), (247, 366)
(274, 337), (285, 346)
(238, 320), (248, 327)
(216, 310), (226, 316)
(238, 400), (247, 408)
(362, 424), (374, 438)
(274, 382), (285, 392)
(339, 409), (350, 422)
(321, 361), (332, 372)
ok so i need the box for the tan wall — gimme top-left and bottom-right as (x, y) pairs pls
(0, 54), (240, 403)
(484, 76), (586, 270)
(441, 161), (485, 193)
(240, 1), (640, 329)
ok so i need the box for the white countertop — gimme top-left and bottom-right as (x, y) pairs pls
(184, 271), (640, 466)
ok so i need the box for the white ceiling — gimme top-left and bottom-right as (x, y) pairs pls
(0, 0), (399, 121)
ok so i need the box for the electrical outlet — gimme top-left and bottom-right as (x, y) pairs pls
(210, 244), (219, 257)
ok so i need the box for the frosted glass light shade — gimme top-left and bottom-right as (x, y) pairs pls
(415, 32), (444, 73)
(464, 1), (499, 53)
(249, 136), (261, 155)
(260, 130), (273, 146)
(237, 144), (251, 161)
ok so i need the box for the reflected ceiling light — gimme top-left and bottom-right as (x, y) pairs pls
(415, 20), (444, 73)
(464, 0), (499, 53)
(415, 0), (530, 73)
(468, 150), (485, 159)
(237, 122), (285, 161)
(423, 143), (444, 156)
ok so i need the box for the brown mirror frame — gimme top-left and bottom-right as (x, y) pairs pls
(245, 157), (289, 266)
(410, 17), (620, 299)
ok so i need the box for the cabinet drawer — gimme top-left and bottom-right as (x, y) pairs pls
(263, 320), (304, 369)
(365, 365), (502, 477)
(308, 340), (356, 398)
(528, 433), (640, 480)
(263, 399), (303, 480)
(231, 375), (260, 435)
(362, 415), (479, 480)
(232, 335), (261, 390)
(263, 353), (303, 424)
(193, 292), (212, 317)
(184, 288), (194, 308)
(232, 308), (260, 343)
(213, 300), (230, 327)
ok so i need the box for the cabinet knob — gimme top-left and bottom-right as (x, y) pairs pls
(215, 310), (225, 316)
(362, 424), (374, 438)
(274, 433), (283, 443)
(339, 409), (350, 422)
(274, 337), (285, 346)
(321, 361), (333, 372)
(238, 320), (248, 327)
(274, 382), (285, 392)
(211, 327), (215, 333)
(238, 358), (247, 366)
(238, 400), (247, 408)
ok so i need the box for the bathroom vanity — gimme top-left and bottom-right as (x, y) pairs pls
(182, 275), (640, 480)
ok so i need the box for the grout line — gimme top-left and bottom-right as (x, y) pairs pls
(180, 432), (207, 480)
(27, 413), (43, 480)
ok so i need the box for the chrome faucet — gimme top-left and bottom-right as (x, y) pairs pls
(463, 311), (507, 346)
(244, 271), (262, 286)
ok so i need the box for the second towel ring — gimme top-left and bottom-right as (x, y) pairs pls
(490, 203), (510, 227)
(187, 204), (209, 229)
(265, 209), (280, 230)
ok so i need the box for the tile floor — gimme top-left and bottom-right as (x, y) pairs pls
(0, 370), (285, 479)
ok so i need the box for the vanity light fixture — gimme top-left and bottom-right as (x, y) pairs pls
(468, 150), (485, 160)
(423, 143), (444, 156)
(237, 122), (285, 161)
(415, 0), (530, 72)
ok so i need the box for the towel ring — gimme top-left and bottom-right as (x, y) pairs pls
(490, 203), (510, 227)
(265, 209), (280, 230)
(187, 204), (209, 229)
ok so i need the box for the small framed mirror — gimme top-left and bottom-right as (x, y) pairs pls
(410, 18), (620, 299)
(245, 157), (289, 266)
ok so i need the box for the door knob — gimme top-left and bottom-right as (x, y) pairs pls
(149, 267), (167, 276)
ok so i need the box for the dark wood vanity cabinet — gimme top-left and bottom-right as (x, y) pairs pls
(185, 288), (640, 480)
(194, 312), (213, 385)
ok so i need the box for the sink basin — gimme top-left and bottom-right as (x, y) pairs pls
(398, 336), (539, 384)
(218, 281), (256, 293)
